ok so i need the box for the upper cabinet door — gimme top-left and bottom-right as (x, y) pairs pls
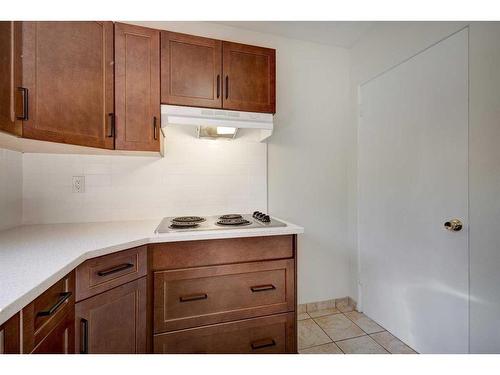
(115, 23), (160, 152)
(161, 31), (222, 109)
(20, 22), (114, 149)
(222, 42), (276, 113)
(0, 22), (22, 136)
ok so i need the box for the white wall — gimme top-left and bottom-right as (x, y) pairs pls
(22, 126), (266, 223)
(0, 148), (22, 231)
(350, 21), (500, 353)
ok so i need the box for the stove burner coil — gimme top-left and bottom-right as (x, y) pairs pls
(171, 216), (206, 223)
(216, 218), (251, 226)
(219, 214), (243, 220)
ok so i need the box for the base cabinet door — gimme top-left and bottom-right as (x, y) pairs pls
(154, 313), (295, 354)
(30, 312), (74, 354)
(75, 277), (147, 354)
(0, 313), (21, 354)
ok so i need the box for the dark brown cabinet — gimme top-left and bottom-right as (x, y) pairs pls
(222, 42), (276, 113)
(161, 33), (276, 114)
(18, 21), (115, 149)
(115, 23), (160, 152)
(22, 272), (75, 354)
(161, 31), (222, 109)
(0, 22), (22, 136)
(0, 313), (21, 354)
(75, 277), (147, 354)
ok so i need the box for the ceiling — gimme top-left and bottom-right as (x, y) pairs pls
(215, 21), (374, 48)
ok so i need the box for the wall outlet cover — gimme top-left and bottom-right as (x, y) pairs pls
(72, 176), (85, 193)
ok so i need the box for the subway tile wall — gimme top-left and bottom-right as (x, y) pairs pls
(0, 148), (23, 230)
(22, 126), (267, 224)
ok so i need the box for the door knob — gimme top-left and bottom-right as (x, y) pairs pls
(444, 219), (463, 231)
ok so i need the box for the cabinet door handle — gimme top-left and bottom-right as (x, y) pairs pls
(80, 319), (89, 354)
(250, 284), (276, 293)
(216, 75), (220, 98)
(97, 263), (134, 277)
(153, 116), (158, 140)
(16, 87), (28, 120)
(225, 76), (229, 99)
(250, 338), (276, 350)
(36, 292), (72, 317)
(179, 293), (208, 303)
(107, 113), (115, 138)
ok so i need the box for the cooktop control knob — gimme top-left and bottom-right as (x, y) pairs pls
(262, 215), (271, 223)
(253, 211), (261, 218)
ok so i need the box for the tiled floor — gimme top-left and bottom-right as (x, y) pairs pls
(298, 309), (417, 354)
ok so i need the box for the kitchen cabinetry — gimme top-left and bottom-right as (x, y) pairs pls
(115, 23), (160, 152)
(0, 313), (20, 354)
(151, 235), (296, 353)
(75, 278), (147, 354)
(0, 22), (22, 136)
(222, 42), (276, 113)
(22, 272), (75, 354)
(74, 246), (148, 354)
(16, 21), (115, 149)
(161, 31), (222, 108)
(161, 33), (276, 114)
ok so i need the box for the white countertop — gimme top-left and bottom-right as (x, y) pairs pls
(0, 218), (303, 326)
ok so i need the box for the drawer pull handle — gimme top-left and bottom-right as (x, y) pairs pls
(251, 338), (276, 350)
(97, 263), (134, 277)
(16, 87), (29, 120)
(250, 284), (276, 293)
(36, 292), (72, 317)
(80, 318), (89, 354)
(179, 293), (208, 303)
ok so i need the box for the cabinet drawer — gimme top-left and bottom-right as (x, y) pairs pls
(151, 235), (294, 270)
(75, 246), (147, 301)
(154, 259), (294, 333)
(22, 272), (75, 353)
(154, 312), (295, 354)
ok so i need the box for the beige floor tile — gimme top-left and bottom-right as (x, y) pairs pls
(298, 319), (332, 350)
(370, 331), (417, 354)
(298, 312), (311, 321)
(336, 335), (389, 354)
(314, 313), (365, 341)
(308, 307), (340, 318)
(344, 311), (385, 334)
(299, 342), (344, 354)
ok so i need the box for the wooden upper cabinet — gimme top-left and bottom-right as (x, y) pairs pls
(19, 22), (115, 149)
(114, 23), (160, 152)
(161, 31), (222, 108)
(222, 42), (276, 113)
(0, 22), (22, 136)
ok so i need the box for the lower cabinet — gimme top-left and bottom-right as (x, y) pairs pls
(154, 312), (295, 354)
(75, 277), (147, 354)
(22, 272), (75, 354)
(0, 313), (21, 354)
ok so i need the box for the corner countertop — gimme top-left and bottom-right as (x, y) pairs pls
(0, 218), (303, 326)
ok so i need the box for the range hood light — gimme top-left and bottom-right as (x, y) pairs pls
(197, 126), (238, 139)
(216, 126), (237, 135)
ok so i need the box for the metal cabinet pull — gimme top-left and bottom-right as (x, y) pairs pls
(97, 263), (134, 277)
(153, 116), (158, 140)
(36, 292), (72, 317)
(250, 284), (276, 293)
(107, 113), (115, 138)
(179, 293), (208, 303)
(216, 75), (220, 98)
(225, 76), (229, 99)
(80, 319), (89, 354)
(16, 87), (28, 120)
(251, 338), (276, 350)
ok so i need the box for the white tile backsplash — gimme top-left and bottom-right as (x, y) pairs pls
(0, 148), (23, 231)
(22, 126), (267, 224)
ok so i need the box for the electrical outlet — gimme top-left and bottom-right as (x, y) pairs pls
(72, 176), (85, 193)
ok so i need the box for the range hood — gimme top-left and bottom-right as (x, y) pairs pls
(161, 105), (273, 141)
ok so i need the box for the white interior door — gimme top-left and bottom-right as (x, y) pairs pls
(358, 29), (469, 354)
